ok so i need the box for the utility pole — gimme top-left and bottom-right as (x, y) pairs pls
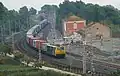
(86, 32), (95, 76)
(1, 25), (4, 44)
(90, 37), (95, 76)
(38, 41), (41, 63)
(69, 41), (73, 72)
(19, 20), (21, 32)
(8, 20), (11, 36)
(12, 32), (15, 52)
(0, 26), (2, 43)
(83, 30), (87, 74)
(83, 41), (87, 74)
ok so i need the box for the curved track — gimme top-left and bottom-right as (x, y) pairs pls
(12, 32), (120, 76)
(15, 15), (120, 76)
(15, 35), (117, 76)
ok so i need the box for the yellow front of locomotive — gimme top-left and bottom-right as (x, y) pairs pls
(55, 46), (66, 58)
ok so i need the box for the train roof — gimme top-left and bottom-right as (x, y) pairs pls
(34, 40), (46, 42)
(42, 43), (57, 47)
(26, 25), (40, 35)
(27, 35), (41, 40)
(63, 36), (72, 38)
(26, 19), (48, 35)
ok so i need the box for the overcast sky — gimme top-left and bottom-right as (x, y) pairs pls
(0, 0), (120, 11)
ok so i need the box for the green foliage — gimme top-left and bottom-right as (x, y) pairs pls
(0, 58), (5, 64)
(14, 52), (24, 61)
(77, 29), (85, 38)
(41, 1), (120, 35)
(109, 70), (120, 76)
(0, 55), (21, 65)
(29, 7), (37, 15)
(0, 2), (38, 43)
(0, 44), (12, 55)
(58, 1), (120, 34)
(0, 65), (74, 76)
(1, 1), (120, 41)
(34, 62), (42, 68)
(22, 55), (34, 66)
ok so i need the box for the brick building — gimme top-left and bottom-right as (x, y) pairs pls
(63, 15), (86, 36)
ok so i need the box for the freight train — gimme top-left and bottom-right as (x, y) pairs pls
(26, 20), (66, 58)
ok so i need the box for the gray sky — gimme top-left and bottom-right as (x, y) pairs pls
(0, 0), (120, 11)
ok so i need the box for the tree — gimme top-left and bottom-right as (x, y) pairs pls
(34, 62), (42, 68)
(58, 0), (120, 34)
(0, 44), (12, 56)
(19, 6), (29, 30)
(29, 7), (37, 15)
(0, 2), (8, 43)
(0, 2), (8, 22)
(109, 70), (120, 76)
(8, 10), (19, 33)
(14, 52), (24, 62)
(22, 55), (34, 66)
(0, 54), (5, 64)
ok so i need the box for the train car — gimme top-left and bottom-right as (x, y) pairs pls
(41, 43), (66, 58)
(26, 35), (33, 43)
(26, 19), (66, 58)
(28, 36), (41, 46)
(26, 35), (30, 43)
(33, 40), (46, 49)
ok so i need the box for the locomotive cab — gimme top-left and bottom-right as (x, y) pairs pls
(41, 43), (66, 58)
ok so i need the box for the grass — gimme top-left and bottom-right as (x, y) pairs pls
(0, 56), (21, 65)
(0, 55), (74, 76)
(0, 65), (74, 76)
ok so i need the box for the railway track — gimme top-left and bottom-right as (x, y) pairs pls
(12, 32), (120, 76)
(10, 32), (120, 76)
(15, 36), (112, 76)
(15, 37), (83, 74)
(12, 12), (120, 76)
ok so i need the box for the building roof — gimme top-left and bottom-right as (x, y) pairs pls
(76, 22), (110, 37)
(67, 15), (84, 21)
(87, 22), (109, 28)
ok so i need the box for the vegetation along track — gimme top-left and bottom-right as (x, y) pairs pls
(14, 33), (120, 76)
(15, 37), (114, 76)
(14, 34), (120, 76)
(15, 37), (83, 74)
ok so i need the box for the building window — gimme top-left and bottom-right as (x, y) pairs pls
(73, 22), (77, 29)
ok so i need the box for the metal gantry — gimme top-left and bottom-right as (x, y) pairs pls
(69, 43), (73, 72)
(47, 7), (56, 43)
(46, 6), (63, 44)
(84, 31), (96, 75)
(83, 43), (87, 74)
(90, 36), (95, 76)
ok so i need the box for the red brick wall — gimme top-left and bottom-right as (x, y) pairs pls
(77, 22), (84, 30)
(65, 21), (85, 35)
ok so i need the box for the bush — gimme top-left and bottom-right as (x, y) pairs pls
(0, 59), (5, 64)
